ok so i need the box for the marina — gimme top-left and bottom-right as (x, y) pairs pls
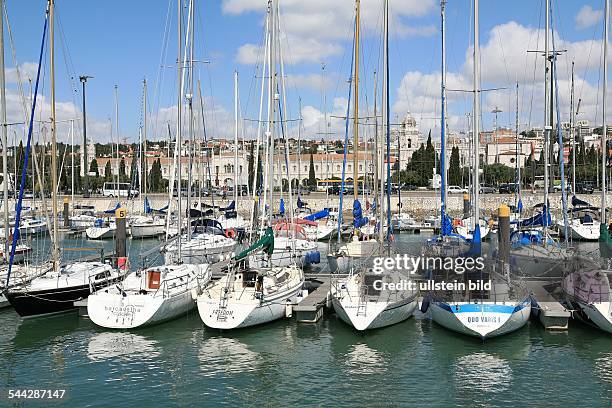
(0, 0), (611, 406)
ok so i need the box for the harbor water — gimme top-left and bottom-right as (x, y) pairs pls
(0, 234), (610, 407)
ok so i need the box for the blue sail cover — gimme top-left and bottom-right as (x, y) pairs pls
(104, 203), (121, 214)
(305, 208), (330, 221)
(144, 197), (152, 214)
(441, 214), (453, 236)
(571, 195), (592, 207)
(517, 205), (552, 228)
(467, 224), (482, 257)
(353, 199), (369, 228)
(297, 197), (308, 209)
(222, 200), (235, 212)
(279, 199), (285, 216)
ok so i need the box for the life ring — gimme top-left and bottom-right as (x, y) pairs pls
(225, 229), (237, 239)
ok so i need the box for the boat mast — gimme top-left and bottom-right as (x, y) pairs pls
(267, 0), (276, 227)
(0, 0), (8, 259)
(570, 62), (576, 195)
(515, 82), (520, 209)
(176, 0), (183, 259)
(234, 70), (239, 206)
(50, 0), (59, 271)
(353, 0), (360, 206)
(440, 0), (447, 233)
(472, 0), (480, 230)
(602, 0), (608, 225)
(143, 79), (148, 201)
(543, 0), (550, 233)
(186, 0), (194, 241)
(383, 0), (391, 240)
(114, 85), (119, 196)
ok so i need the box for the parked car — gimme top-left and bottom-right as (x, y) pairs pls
(479, 183), (496, 194)
(498, 183), (519, 194)
(447, 185), (468, 194)
(575, 182), (594, 194)
(401, 184), (418, 191)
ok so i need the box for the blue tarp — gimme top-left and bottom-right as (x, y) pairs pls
(304, 208), (330, 221)
(353, 199), (368, 228)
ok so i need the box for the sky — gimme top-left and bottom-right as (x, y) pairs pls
(2, 0), (610, 146)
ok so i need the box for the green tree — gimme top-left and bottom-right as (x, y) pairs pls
(149, 159), (162, 192)
(308, 153), (316, 187)
(104, 161), (113, 181)
(89, 159), (99, 177)
(448, 146), (461, 185)
(119, 157), (127, 182)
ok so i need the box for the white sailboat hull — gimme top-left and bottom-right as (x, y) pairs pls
(332, 296), (417, 330)
(429, 300), (531, 339)
(248, 238), (319, 269)
(88, 264), (210, 329)
(86, 226), (116, 240)
(164, 234), (237, 264)
(562, 267), (612, 333)
(130, 221), (166, 238)
(557, 219), (601, 241)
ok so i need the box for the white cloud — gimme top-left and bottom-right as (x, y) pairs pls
(286, 72), (333, 92)
(393, 21), (612, 138)
(226, 0), (437, 65)
(575, 5), (603, 30)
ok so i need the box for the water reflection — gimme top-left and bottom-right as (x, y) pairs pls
(87, 332), (160, 362)
(343, 343), (388, 375)
(595, 353), (612, 385)
(199, 336), (262, 378)
(453, 352), (512, 394)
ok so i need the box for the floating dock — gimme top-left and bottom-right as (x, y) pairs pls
(526, 280), (570, 330)
(293, 275), (339, 323)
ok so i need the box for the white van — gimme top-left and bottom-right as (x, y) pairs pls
(102, 182), (139, 197)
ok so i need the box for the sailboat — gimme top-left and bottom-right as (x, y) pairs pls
(510, 0), (572, 278)
(130, 81), (167, 239)
(197, 1), (305, 329)
(331, 0), (418, 331)
(161, 5), (236, 265)
(563, 0), (612, 333)
(217, 72), (249, 234)
(197, 229), (305, 329)
(327, 0), (381, 273)
(5, 1), (124, 318)
(88, 0), (212, 329)
(426, 0), (531, 339)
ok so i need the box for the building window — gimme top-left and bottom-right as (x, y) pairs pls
(337, 165), (340, 172)
(359, 164), (363, 171)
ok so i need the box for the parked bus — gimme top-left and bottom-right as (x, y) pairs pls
(102, 182), (139, 197)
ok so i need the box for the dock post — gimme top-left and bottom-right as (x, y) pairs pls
(115, 207), (128, 271)
(497, 204), (510, 268)
(63, 197), (70, 228)
(463, 194), (470, 219)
